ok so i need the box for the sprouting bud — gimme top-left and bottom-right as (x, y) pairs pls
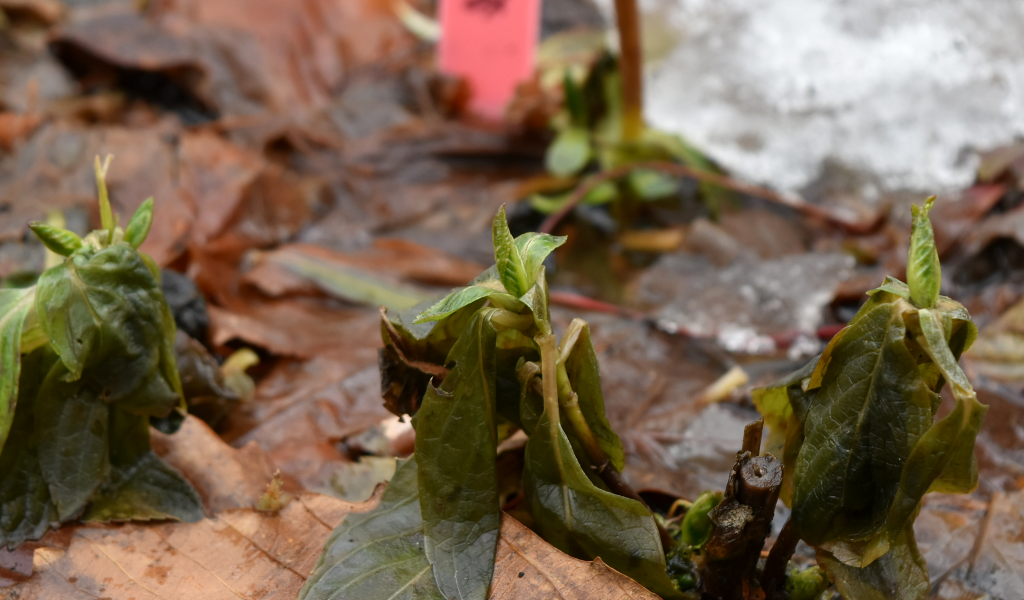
(784, 566), (830, 600)
(679, 489), (723, 548)
(29, 222), (83, 257)
(908, 196), (940, 309)
(124, 197), (154, 249)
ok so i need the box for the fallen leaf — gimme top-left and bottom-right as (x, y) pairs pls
(207, 297), (380, 359)
(151, 415), (276, 514)
(1, 493), (363, 600)
(53, 0), (412, 118)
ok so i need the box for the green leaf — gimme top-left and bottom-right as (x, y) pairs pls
(528, 181), (619, 215)
(562, 321), (625, 472)
(0, 432), (57, 549)
(643, 129), (730, 217)
(679, 490), (723, 548)
(415, 310), (501, 600)
(85, 409), (203, 523)
(563, 72), (587, 126)
(522, 406), (682, 599)
(513, 232), (566, 286)
(518, 270), (551, 333)
(867, 275), (911, 300)
(627, 169), (680, 200)
(492, 206), (530, 297)
(816, 526), (929, 600)
(124, 197), (154, 249)
(413, 285), (517, 324)
(0, 287), (36, 454)
(752, 356), (818, 505)
(28, 222), (83, 256)
(0, 349), (59, 548)
(791, 300), (935, 545)
(907, 197), (940, 309)
(300, 457), (443, 600)
(35, 243), (181, 417)
(887, 309), (987, 511)
(545, 127), (592, 177)
(34, 360), (110, 521)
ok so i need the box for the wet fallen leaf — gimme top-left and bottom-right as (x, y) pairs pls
(1, 492), (361, 600)
(53, 0), (412, 117)
(207, 297), (380, 359)
(151, 415), (277, 514)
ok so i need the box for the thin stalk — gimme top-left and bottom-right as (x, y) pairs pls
(538, 334), (560, 437)
(613, 0), (644, 142)
(95, 154), (115, 243)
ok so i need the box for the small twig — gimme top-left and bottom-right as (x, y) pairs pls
(537, 160), (874, 235)
(967, 492), (999, 577)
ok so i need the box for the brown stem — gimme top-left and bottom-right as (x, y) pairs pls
(761, 518), (800, 600)
(613, 0), (644, 142)
(742, 419), (764, 456)
(537, 160), (876, 235)
(702, 447), (783, 600)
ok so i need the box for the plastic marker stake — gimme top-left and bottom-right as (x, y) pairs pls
(438, 0), (541, 119)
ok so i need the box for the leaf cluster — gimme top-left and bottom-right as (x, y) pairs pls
(0, 158), (202, 549)
(753, 198), (987, 599)
(531, 56), (727, 217)
(308, 207), (685, 600)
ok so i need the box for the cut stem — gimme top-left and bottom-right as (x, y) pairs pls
(613, 0), (644, 142)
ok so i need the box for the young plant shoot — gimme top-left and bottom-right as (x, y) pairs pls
(754, 197), (987, 600)
(0, 156), (202, 548)
(303, 207), (683, 600)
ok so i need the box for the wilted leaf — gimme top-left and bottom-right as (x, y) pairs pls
(0, 349), (58, 549)
(304, 456), (663, 600)
(415, 310), (501, 600)
(523, 409), (680, 599)
(792, 299), (935, 545)
(816, 526), (929, 600)
(35, 243), (181, 417)
(751, 357), (818, 505)
(173, 331), (239, 429)
(546, 127), (592, 177)
(84, 410), (203, 524)
(301, 457), (441, 600)
(0, 287), (35, 453)
(33, 362), (110, 522)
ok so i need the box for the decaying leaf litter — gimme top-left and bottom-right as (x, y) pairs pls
(0, 0), (1023, 599)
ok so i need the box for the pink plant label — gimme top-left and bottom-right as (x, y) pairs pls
(438, 0), (541, 118)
